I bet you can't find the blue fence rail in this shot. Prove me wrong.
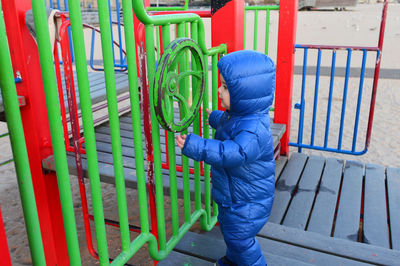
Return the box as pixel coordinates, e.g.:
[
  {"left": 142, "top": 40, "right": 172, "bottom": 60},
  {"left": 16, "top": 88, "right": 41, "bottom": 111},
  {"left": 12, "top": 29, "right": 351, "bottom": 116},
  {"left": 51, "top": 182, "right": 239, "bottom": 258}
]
[{"left": 290, "top": 44, "right": 381, "bottom": 155}]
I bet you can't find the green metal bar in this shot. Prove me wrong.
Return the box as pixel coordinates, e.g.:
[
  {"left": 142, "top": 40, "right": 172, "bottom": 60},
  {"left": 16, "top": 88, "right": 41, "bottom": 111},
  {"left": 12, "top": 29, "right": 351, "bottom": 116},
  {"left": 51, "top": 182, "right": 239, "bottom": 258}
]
[
  {"left": 156, "top": 26, "right": 161, "bottom": 61},
  {"left": 265, "top": 9, "right": 271, "bottom": 55},
  {"left": 161, "top": 24, "right": 180, "bottom": 237},
  {"left": 144, "top": 23, "right": 167, "bottom": 251},
  {"left": 30, "top": 0, "right": 81, "bottom": 264},
  {"left": 121, "top": 0, "right": 150, "bottom": 236},
  {"left": 253, "top": 10, "right": 258, "bottom": 51},
  {"left": 176, "top": 22, "right": 191, "bottom": 223},
  {"left": 97, "top": 0, "right": 130, "bottom": 253},
  {"left": 245, "top": 5, "right": 279, "bottom": 11},
  {"left": 0, "top": 3, "right": 46, "bottom": 264},
  {"left": 0, "top": 132, "right": 9, "bottom": 138},
  {"left": 67, "top": 0, "right": 109, "bottom": 263},
  {"left": 132, "top": 0, "right": 208, "bottom": 54},
  {"left": 190, "top": 21, "right": 202, "bottom": 213},
  {"left": 211, "top": 54, "right": 219, "bottom": 138}
]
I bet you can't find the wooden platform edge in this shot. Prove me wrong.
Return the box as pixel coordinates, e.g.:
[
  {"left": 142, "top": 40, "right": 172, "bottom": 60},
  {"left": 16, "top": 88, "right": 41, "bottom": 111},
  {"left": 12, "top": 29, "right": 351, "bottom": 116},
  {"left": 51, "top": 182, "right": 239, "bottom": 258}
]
[{"left": 258, "top": 222, "right": 400, "bottom": 265}]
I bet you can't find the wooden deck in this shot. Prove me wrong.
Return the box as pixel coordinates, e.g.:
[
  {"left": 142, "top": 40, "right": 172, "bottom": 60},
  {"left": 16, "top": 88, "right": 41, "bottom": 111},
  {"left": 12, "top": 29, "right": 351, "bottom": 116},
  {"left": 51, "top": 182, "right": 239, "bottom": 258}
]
[
  {"left": 0, "top": 71, "right": 129, "bottom": 121},
  {"left": 43, "top": 111, "right": 286, "bottom": 199},
  {"left": 40, "top": 110, "right": 400, "bottom": 265},
  {"left": 159, "top": 153, "right": 400, "bottom": 265}
]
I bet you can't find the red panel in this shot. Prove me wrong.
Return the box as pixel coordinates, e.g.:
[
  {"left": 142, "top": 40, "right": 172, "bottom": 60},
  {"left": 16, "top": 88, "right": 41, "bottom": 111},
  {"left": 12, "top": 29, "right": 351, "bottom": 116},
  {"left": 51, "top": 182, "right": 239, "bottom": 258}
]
[
  {"left": 0, "top": 206, "right": 12, "bottom": 266},
  {"left": 211, "top": 0, "right": 244, "bottom": 54},
  {"left": 274, "top": 0, "right": 298, "bottom": 156},
  {"left": 1, "top": 0, "right": 69, "bottom": 264}
]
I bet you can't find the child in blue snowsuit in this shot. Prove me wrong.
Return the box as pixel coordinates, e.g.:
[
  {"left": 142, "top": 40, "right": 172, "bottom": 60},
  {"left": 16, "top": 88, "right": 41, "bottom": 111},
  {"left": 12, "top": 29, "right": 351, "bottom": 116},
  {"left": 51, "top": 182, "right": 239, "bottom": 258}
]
[{"left": 176, "top": 50, "right": 275, "bottom": 266}]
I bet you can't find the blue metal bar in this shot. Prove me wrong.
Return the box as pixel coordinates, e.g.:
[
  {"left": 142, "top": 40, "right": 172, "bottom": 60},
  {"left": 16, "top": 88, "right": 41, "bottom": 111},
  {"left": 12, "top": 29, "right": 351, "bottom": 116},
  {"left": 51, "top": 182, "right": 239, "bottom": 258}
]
[
  {"left": 49, "top": 0, "right": 53, "bottom": 8},
  {"left": 115, "top": 0, "right": 124, "bottom": 66},
  {"left": 57, "top": 0, "right": 61, "bottom": 9},
  {"left": 289, "top": 142, "right": 367, "bottom": 155},
  {"left": 297, "top": 47, "right": 308, "bottom": 153},
  {"left": 352, "top": 49, "right": 367, "bottom": 152},
  {"left": 324, "top": 50, "right": 336, "bottom": 148},
  {"left": 108, "top": 0, "right": 116, "bottom": 67},
  {"left": 338, "top": 48, "right": 352, "bottom": 149},
  {"left": 90, "top": 29, "right": 96, "bottom": 70},
  {"left": 310, "top": 48, "right": 321, "bottom": 146}
]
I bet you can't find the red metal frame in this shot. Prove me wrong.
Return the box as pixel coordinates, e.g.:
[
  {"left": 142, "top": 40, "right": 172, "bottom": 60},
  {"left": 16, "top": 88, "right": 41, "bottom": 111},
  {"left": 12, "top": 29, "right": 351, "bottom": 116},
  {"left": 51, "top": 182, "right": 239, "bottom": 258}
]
[
  {"left": 0, "top": 206, "right": 12, "bottom": 266},
  {"left": 274, "top": 0, "right": 298, "bottom": 156},
  {"left": 1, "top": 0, "right": 69, "bottom": 264}
]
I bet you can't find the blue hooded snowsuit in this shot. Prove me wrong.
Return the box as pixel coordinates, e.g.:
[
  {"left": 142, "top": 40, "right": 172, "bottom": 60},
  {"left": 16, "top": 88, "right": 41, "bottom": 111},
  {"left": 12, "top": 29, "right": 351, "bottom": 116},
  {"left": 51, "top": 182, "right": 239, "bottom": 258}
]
[{"left": 182, "top": 50, "right": 275, "bottom": 266}]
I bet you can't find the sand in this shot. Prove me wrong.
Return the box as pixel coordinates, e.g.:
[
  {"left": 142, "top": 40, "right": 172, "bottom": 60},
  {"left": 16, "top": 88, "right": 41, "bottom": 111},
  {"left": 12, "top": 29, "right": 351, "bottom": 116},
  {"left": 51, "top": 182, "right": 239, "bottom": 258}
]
[{"left": 1, "top": 3, "right": 399, "bottom": 265}]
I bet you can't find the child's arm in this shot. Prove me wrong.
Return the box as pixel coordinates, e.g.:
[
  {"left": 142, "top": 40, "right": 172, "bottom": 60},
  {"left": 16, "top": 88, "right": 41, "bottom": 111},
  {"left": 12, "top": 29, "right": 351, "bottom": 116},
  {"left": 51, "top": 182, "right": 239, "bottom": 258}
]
[
  {"left": 179, "top": 131, "right": 260, "bottom": 168},
  {"left": 208, "top": 110, "right": 224, "bottom": 129}
]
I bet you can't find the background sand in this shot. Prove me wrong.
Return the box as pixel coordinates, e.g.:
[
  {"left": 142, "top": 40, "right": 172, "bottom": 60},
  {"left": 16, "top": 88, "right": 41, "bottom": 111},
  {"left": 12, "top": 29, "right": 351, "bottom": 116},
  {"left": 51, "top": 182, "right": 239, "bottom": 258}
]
[{"left": 1, "top": 3, "right": 399, "bottom": 265}]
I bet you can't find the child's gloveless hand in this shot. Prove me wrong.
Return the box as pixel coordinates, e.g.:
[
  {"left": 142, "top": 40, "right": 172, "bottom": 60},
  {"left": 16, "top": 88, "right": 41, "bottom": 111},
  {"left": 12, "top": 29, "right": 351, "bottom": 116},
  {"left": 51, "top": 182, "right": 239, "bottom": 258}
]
[
  {"left": 176, "top": 134, "right": 187, "bottom": 149},
  {"left": 206, "top": 109, "right": 212, "bottom": 126}
]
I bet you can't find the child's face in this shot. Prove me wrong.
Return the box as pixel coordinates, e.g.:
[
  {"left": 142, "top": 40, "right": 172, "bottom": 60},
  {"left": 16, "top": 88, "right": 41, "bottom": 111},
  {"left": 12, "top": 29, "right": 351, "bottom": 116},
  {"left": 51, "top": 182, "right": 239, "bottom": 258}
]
[{"left": 218, "top": 75, "right": 230, "bottom": 110}]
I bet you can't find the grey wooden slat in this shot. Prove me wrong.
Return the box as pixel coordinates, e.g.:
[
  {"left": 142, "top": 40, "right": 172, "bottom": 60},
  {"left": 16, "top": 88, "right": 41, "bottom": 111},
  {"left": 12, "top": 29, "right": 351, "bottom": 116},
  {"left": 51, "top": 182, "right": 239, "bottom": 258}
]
[
  {"left": 333, "top": 160, "right": 364, "bottom": 242},
  {"left": 275, "top": 156, "right": 288, "bottom": 180},
  {"left": 269, "top": 152, "right": 308, "bottom": 224},
  {"left": 363, "top": 164, "right": 389, "bottom": 248},
  {"left": 158, "top": 251, "right": 214, "bottom": 266},
  {"left": 176, "top": 231, "right": 368, "bottom": 266},
  {"left": 307, "top": 158, "right": 344, "bottom": 236},
  {"left": 283, "top": 155, "right": 325, "bottom": 229},
  {"left": 387, "top": 167, "right": 400, "bottom": 250},
  {"left": 259, "top": 222, "right": 400, "bottom": 265}
]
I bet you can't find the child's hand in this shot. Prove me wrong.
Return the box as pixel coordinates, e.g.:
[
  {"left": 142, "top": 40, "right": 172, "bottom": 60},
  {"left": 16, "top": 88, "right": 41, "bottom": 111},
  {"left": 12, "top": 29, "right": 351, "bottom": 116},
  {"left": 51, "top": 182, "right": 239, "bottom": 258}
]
[
  {"left": 205, "top": 109, "right": 212, "bottom": 126},
  {"left": 176, "top": 134, "right": 187, "bottom": 149}
]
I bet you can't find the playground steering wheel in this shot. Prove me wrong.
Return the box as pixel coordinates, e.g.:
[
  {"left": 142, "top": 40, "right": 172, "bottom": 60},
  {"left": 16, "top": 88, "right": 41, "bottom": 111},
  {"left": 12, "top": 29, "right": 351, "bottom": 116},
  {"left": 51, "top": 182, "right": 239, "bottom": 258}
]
[{"left": 153, "top": 38, "right": 206, "bottom": 133}]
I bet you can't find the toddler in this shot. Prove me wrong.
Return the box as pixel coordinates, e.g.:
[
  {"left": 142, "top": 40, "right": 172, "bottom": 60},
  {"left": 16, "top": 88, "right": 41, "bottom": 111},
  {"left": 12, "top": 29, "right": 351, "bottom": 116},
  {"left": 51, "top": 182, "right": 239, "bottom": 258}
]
[{"left": 176, "top": 50, "right": 275, "bottom": 266}]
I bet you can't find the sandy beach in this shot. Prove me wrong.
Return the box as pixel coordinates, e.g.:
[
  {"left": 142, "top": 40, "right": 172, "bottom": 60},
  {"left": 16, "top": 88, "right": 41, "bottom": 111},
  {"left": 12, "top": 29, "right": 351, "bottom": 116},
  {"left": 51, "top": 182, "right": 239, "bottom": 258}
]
[{"left": 1, "top": 2, "right": 399, "bottom": 265}]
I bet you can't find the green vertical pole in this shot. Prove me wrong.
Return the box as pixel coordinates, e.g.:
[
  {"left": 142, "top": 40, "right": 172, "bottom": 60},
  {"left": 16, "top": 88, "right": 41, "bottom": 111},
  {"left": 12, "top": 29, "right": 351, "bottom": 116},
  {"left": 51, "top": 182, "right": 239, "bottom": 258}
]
[
  {"left": 190, "top": 21, "right": 202, "bottom": 213},
  {"left": 161, "top": 24, "right": 180, "bottom": 237},
  {"left": 177, "top": 22, "right": 191, "bottom": 223},
  {"left": 67, "top": 0, "right": 109, "bottom": 263},
  {"left": 97, "top": 0, "right": 130, "bottom": 253},
  {"left": 265, "top": 9, "right": 271, "bottom": 55},
  {"left": 0, "top": 3, "right": 46, "bottom": 264},
  {"left": 145, "top": 23, "right": 167, "bottom": 251},
  {"left": 121, "top": 0, "right": 150, "bottom": 235},
  {"left": 253, "top": 10, "right": 258, "bottom": 51},
  {"left": 30, "top": 0, "right": 81, "bottom": 264}
]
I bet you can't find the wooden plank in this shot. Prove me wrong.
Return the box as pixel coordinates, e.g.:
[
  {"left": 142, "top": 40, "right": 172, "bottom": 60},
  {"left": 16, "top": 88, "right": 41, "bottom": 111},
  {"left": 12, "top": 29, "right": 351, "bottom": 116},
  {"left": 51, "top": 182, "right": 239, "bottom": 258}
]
[
  {"left": 158, "top": 251, "right": 214, "bottom": 266},
  {"left": 363, "top": 164, "right": 389, "bottom": 248},
  {"left": 275, "top": 156, "right": 288, "bottom": 180},
  {"left": 307, "top": 158, "right": 344, "bottom": 236},
  {"left": 387, "top": 167, "right": 400, "bottom": 250},
  {"left": 333, "top": 160, "right": 364, "bottom": 242},
  {"left": 269, "top": 152, "right": 308, "bottom": 224},
  {"left": 283, "top": 155, "right": 325, "bottom": 229},
  {"left": 175, "top": 231, "right": 368, "bottom": 265},
  {"left": 259, "top": 222, "right": 400, "bottom": 265}
]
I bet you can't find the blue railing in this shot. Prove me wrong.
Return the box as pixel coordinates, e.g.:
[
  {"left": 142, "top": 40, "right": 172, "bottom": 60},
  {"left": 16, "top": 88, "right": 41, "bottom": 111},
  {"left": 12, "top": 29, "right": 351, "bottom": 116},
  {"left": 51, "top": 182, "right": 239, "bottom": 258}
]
[{"left": 290, "top": 44, "right": 381, "bottom": 155}]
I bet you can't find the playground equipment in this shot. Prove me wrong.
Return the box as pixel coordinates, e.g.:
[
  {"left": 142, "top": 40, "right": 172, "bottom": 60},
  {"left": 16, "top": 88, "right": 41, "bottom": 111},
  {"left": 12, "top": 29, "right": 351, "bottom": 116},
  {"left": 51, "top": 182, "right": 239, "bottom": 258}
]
[{"left": 1, "top": 0, "right": 399, "bottom": 265}]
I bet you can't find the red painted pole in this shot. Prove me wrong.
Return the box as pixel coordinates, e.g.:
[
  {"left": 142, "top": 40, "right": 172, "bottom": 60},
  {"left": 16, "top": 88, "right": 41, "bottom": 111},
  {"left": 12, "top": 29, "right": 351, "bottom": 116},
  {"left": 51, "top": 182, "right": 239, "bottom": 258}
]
[
  {"left": 0, "top": 206, "right": 12, "bottom": 266},
  {"left": 1, "top": 0, "right": 69, "bottom": 264},
  {"left": 274, "top": 0, "right": 298, "bottom": 156}
]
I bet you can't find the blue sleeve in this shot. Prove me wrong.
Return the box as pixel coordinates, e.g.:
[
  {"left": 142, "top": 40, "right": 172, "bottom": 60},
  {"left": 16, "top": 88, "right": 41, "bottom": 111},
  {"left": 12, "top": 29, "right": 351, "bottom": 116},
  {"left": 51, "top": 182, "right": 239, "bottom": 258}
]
[
  {"left": 208, "top": 110, "right": 224, "bottom": 129},
  {"left": 182, "top": 131, "right": 260, "bottom": 168}
]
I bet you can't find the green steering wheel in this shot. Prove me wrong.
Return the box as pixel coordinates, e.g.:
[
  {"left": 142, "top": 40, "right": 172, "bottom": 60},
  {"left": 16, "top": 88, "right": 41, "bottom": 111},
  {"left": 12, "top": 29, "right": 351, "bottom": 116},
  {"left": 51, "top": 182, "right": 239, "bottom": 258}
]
[{"left": 153, "top": 38, "right": 206, "bottom": 133}]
